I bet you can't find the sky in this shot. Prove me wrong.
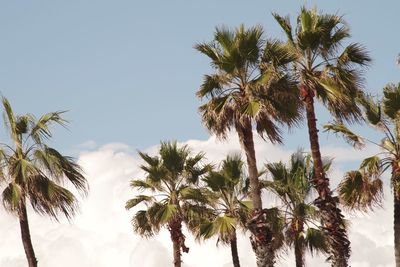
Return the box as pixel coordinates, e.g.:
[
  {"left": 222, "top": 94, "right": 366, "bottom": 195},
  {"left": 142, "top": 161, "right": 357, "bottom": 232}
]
[
  {"left": 0, "top": 0, "right": 399, "bottom": 266},
  {"left": 0, "top": 0, "right": 398, "bottom": 151}
]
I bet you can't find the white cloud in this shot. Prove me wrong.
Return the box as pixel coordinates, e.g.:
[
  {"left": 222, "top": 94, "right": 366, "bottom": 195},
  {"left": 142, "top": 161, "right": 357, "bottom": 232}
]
[{"left": 0, "top": 133, "right": 395, "bottom": 266}]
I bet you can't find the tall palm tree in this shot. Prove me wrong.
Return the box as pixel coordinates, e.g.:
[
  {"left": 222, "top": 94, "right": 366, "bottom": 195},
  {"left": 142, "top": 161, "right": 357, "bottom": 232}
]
[
  {"left": 125, "top": 141, "right": 210, "bottom": 267},
  {"left": 325, "top": 83, "right": 400, "bottom": 266},
  {"left": 273, "top": 7, "right": 371, "bottom": 266},
  {"left": 0, "top": 97, "right": 88, "bottom": 267},
  {"left": 195, "top": 24, "right": 301, "bottom": 266},
  {"left": 263, "top": 150, "right": 329, "bottom": 267},
  {"left": 198, "top": 154, "right": 251, "bottom": 267}
]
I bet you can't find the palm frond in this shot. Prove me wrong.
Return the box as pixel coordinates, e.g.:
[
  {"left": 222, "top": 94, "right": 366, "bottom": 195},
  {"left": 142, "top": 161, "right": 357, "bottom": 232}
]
[
  {"left": 125, "top": 195, "right": 155, "bottom": 210},
  {"left": 338, "top": 170, "right": 383, "bottom": 212},
  {"left": 41, "top": 147, "right": 88, "bottom": 195},
  {"left": 305, "top": 228, "right": 329, "bottom": 255},
  {"left": 2, "top": 182, "right": 22, "bottom": 212},
  {"left": 272, "top": 13, "right": 293, "bottom": 44},
  {"left": 30, "top": 111, "right": 68, "bottom": 144},
  {"left": 323, "top": 123, "right": 364, "bottom": 148},
  {"left": 130, "top": 179, "right": 159, "bottom": 191},
  {"left": 27, "top": 174, "right": 78, "bottom": 220},
  {"left": 383, "top": 83, "right": 400, "bottom": 120},
  {"left": 199, "top": 215, "right": 237, "bottom": 244},
  {"left": 132, "top": 210, "right": 155, "bottom": 238}
]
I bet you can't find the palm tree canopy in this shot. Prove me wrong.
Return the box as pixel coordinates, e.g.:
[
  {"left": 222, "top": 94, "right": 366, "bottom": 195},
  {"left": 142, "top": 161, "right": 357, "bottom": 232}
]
[
  {"left": 126, "top": 141, "right": 211, "bottom": 237},
  {"left": 262, "top": 150, "right": 329, "bottom": 254},
  {"left": 274, "top": 7, "right": 371, "bottom": 123},
  {"left": 198, "top": 154, "right": 252, "bottom": 244},
  {"left": 196, "top": 24, "right": 302, "bottom": 143},
  {"left": 325, "top": 83, "right": 400, "bottom": 211},
  {"left": 0, "top": 97, "right": 88, "bottom": 220}
]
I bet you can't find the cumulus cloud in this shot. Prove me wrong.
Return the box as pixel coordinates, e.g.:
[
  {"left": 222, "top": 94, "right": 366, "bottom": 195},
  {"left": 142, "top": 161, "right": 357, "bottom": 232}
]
[{"left": 0, "top": 133, "right": 394, "bottom": 266}]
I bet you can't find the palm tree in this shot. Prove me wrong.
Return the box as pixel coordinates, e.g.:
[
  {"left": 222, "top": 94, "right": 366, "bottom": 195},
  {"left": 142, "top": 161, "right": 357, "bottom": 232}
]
[
  {"left": 263, "top": 150, "right": 329, "bottom": 267},
  {"left": 198, "top": 154, "right": 251, "bottom": 267},
  {"left": 195, "top": 24, "right": 301, "bottom": 266},
  {"left": 0, "top": 97, "right": 88, "bottom": 267},
  {"left": 125, "top": 141, "right": 210, "bottom": 267},
  {"left": 325, "top": 83, "right": 400, "bottom": 266},
  {"left": 273, "top": 7, "right": 371, "bottom": 266}
]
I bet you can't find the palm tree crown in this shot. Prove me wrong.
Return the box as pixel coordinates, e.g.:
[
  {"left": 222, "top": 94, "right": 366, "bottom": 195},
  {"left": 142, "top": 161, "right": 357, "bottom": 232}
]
[
  {"left": 263, "top": 150, "right": 328, "bottom": 267},
  {"left": 198, "top": 154, "right": 251, "bottom": 267},
  {"left": 273, "top": 7, "right": 370, "bottom": 121},
  {"left": 325, "top": 83, "right": 400, "bottom": 266},
  {"left": 196, "top": 24, "right": 300, "bottom": 143},
  {"left": 0, "top": 97, "right": 88, "bottom": 267},
  {"left": 126, "top": 141, "right": 210, "bottom": 267}
]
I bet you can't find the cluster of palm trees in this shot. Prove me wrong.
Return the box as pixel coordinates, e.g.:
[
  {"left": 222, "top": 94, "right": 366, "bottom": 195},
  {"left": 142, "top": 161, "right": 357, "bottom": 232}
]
[
  {"left": 2, "top": 5, "right": 400, "bottom": 267},
  {"left": 126, "top": 142, "right": 328, "bottom": 267},
  {"left": 126, "top": 6, "right": 399, "bottom": 267}
]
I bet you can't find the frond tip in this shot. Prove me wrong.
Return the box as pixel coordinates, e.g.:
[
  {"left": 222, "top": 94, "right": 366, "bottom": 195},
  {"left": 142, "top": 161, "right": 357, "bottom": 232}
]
[{"left": 323, "top": 123, "right": 364, "bottom": 149}]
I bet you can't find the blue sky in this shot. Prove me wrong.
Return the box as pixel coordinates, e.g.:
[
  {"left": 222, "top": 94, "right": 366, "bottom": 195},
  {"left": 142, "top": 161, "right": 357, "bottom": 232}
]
[{"left": 0, "top": 0, "right": 399, "bottom": 152}]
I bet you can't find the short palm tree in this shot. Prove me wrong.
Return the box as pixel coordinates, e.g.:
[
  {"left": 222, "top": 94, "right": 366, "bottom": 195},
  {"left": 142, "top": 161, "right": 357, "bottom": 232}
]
[
  {"left": 125, "top": 141, "right": 210, "bottom": 267},
  {"left": 0, "top": 97, "right": 88, "bottom": 267},
  {"left": 198, "top": 154, "right": 251, "bottom": 267},
  {"left": 263, "top": 150, "right": 329, "bottom": 267},
  {"left": 195, "top": 24, "right": 301, "bottom": 266},
  {"left": 273, "top": 7, "right": 371, "bottom": 266},
  {"left": 325, "top": 83, "right": 400, "bottom": 266}
]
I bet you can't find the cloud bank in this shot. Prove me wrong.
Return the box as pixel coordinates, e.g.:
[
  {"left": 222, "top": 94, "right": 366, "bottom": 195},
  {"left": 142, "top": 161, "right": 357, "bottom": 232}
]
[{"left": 0, "top": 133, "right": 394, "bottom": 266}]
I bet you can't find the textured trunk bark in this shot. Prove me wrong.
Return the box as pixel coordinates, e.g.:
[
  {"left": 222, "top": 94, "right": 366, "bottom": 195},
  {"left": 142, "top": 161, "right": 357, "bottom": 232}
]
[
  {"left": 302, "top": 85, "right": 350, "bottom": 267},
  {"left": 237, "top": 120, "right": 272, "bottom": 267},
  {"left": 394, "top": 191, "right": 400, "bottom": 267},
  {"left": 237, "top": 120, "right": 262, "bottom": 210},
  {"left": 254, "top": 243, "right": 275, "bottom": 267},
  {"left": 169, "top": 218, "right": 188, "bottom": 267},
  {"left": 393, "top": 162, "right": 400, "bottom": 267},
  {"left": 172, "top": 237, "right": 182, "bottom": 267},
  {"left": 19, "top": 200, "right": 38, "bottom": 267},
  {"left": 230, "top": 230, "right": 241, "bottom": 267},
  {"left": 294, "top": 235, "right": 304, "bottom": 267}
]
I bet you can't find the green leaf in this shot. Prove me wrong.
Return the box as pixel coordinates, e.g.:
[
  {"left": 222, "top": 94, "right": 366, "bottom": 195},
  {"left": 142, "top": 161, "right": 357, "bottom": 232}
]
[
  {"left": 125, "top": 195, "right": 154, "bottom": 210},
  {"left": 2, "top": 183, "right": 22, "bottom": 211},
  {"left": 242, "top": 100, "right": 260, "bottom": 117},
  {"left": 158, "top": 204, "right": 178, "bottom": 224},
  {"left": 359, "top": 156, "right": 381, "bottom": 175},
  {"left": 305, "top": 228, "right": 328, "bottom": 255},
  {"left": 383, "top": 83, "right": 400, "bottom": 120},
  {"left": 338, "top": 170, "right": 383, "bottom": 211}
]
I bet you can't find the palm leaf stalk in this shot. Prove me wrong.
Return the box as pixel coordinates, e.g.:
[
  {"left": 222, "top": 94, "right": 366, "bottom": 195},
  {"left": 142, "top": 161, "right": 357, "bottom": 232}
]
[
  {"left": 195, "top": 24, "right": 301, "bottom": 266},
  {"left": 262, "top": 150, "right": 329, "bottom": 267},
  {"left": 125, "top": 141, "right": 210, "bottom": 267},
  {"left": 273, "top": 7, "right": 371, "bottom": 266},
  {"left": 325, "top": 83, "right": 400, "bottom": 266},
  {"left": 0, "top": 97, "right": 88, "bottom": 267}
]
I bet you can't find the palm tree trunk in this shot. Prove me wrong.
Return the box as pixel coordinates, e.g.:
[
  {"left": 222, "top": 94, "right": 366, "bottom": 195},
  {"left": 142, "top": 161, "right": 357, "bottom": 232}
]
[
  {"left": 169, "top": 218, "right": 189, "bottom": 267},
  {"left": 394, "top": 190, "right": 400, "bottom": 267},
  {"left": 294, "top": 235, "right": 304, "bottom": 267},
  {"left": 230, "top": 230, "right": 241, "bottom": 267},
  {"left": 237, "top": 119, "right": 262, "bottom": 210},
  {"left": 172, "top": 237, "right": 182, "bottom": 267},
  {"left": 18, "top": 200, "right": 38, "bottom": 267},
  {"left": 392, "top": 162, "right": 400, "bottom": 267},
  {"left": 237, "top": 120, "right": 274, "bottom": 267},
  {"left": 302, "top": 86, "right": 350, "bottom": 267}
]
